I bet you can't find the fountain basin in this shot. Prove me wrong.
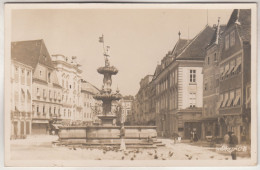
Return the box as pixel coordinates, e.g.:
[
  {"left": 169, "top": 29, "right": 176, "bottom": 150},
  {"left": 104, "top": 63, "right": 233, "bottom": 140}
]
[
  {"left": 57, "top": 126, "right": 158, "bottom": 148},
  {"left": 97, "top": 66, "right": 118, "bottom": 75},
  {"left": 93, "top": 93, "right": 121, "bottom": 101}
]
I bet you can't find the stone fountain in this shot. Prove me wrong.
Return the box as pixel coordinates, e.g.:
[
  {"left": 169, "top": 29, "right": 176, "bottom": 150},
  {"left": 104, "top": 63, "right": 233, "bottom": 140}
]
[
  {"left": 56, "top": 36, "right": 164, "bottom": 149},
  {"left": 93, "top": 52, "right": 121, "bottom": 126}
]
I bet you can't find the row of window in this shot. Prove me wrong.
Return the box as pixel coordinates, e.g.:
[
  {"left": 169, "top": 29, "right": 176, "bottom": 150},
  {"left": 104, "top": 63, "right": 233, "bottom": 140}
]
[
  {"left": 84, "top": 112, "right": 92, "bottom": 119},
  {"left": 35, "top": 105, "right": 61, "bottom": 115},
  {"left": 220, "top": 55, "right": 242, "bottom": 80},
  {"left": 156, "top": 69, "right": 178, "bottom": 95},
  {"left": 84, "top": 102, "right": 92, "bottom": 107},
  {"left": 219, "top": 88, "right": 241, "bottom": 108},
  {"left": 14, "top": 67, "right": 31, "bottom": 86},
  {"left": 14, "top": 90, "right": 31, "bottom": 104},
  {"left": 156, "top": 91, "right": 181, "bottom": 112},
  {"left": 36, "top": 88, "right": 61, "bottom": 101}
]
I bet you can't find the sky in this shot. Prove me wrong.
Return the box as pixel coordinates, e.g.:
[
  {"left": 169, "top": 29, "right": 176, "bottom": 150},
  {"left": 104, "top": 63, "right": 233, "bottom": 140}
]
[{"left": 11, "top": 8, "right": 233, "bottom": 96}]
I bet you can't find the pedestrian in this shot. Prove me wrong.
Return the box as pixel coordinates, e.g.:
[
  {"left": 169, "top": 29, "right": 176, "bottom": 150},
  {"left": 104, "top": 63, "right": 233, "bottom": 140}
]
[
  {"left": 120, "top": 124, "right": 126, "bottom": 151},
  {"left": 229, "top": 132, "right": 238, "bottom": 160},
  {"left": 190, "top": 131, "right": 194, "bottom": 142},
  {"left": 194, "top": 131, "right": 198, "bottom": 142},
  {"left": 224, "top": 133, "right": 230, "bottom": 145}
]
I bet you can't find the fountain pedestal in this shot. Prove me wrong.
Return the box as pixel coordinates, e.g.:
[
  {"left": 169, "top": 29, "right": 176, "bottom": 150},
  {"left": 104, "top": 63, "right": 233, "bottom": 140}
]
[{"left": 97, "top": 115, "right": 117, "bottom": 126}]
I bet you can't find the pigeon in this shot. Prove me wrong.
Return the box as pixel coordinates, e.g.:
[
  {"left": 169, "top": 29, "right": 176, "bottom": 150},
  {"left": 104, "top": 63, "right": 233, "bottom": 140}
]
[
  {"left": 210, "top": 156, "right": 214, "bottom": 159},
  {"left": 154, "top": 154, "right": 158, "bottom": 159},
  {"left": 162, "top": 158, "right": 166, "bottom": 160},
  {"left": 188, "top": 156, "right": 192, "bottom": 160},
  {"left": 73, "top": 147, "right": 76, "bottom": 150},
  {"left": 169, "top": 151, "right": 174, "bottom": 157},
  {"left": 121, "top": 156, "right": 125, "bottom": 160},
  {"left": 131, "top": 157, "right": 134, "bottom": 160}
]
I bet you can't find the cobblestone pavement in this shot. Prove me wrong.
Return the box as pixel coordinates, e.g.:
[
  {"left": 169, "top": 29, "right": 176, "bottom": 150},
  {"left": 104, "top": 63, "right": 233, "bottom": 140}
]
[{"left": 10, "top": 135, "right": 250, "bottom": 160}]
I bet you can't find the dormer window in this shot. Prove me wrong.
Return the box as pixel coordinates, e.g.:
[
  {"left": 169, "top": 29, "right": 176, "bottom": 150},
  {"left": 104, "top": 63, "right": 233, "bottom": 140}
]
[{"left": 48, "top": 72, "right": 51, "bottom": 83}]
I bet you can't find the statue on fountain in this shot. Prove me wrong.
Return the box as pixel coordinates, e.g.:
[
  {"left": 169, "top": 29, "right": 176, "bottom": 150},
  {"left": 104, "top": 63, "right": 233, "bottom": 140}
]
[{"left": 93, "top": 35, "right": 122, "bottom": 126}]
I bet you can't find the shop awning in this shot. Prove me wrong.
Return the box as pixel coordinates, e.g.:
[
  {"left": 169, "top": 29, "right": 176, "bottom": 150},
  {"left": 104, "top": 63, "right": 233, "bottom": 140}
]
[
  {"left": 52, "top": 124, "right": 62, "bottom": 129},
  {"left": 32, "top": 120, "right": 49, "bottom": 124}
]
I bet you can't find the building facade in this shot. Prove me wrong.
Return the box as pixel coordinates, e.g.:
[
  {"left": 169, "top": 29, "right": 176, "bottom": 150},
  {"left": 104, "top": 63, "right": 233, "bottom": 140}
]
[
  {"left": 10, "top": 59, "right": 33, "bottom": 139},
  {"left": 154, "top": 26, "right": 215, "bottom": 138},
  {"left": 133, "top": 75, "right": 155, "bottom": 126},
  {"left": 218, "top": 9, "right": 251, "bottom": 144},
  {"left": 80, "top": 79, "right": 100, "bottom": 125},
  {"left": 201, "top": 21, "right": 226, "bottom": 140},
  {"left": 51, "top": 54, "right": 82, "bottom": 124},
  {"left": 120, "top": 95, "right": 134, "bottom": 125},
  {"left": 12, "top": 40, "right": 63, "bottom": 135}
]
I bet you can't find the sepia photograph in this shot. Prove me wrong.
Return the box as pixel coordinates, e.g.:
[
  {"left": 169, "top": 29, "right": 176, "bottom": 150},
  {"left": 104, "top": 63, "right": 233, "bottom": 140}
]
[{"left": 4, "top": 3, "right": 257, "bottom": 167}]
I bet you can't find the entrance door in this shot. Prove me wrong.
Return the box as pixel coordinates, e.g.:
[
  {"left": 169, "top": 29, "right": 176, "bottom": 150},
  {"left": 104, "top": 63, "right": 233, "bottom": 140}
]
[
  {"left": 20, "top": 121, "right": 24, "bottom": 135},
  {"left": 13, "top": 122, "right": 18, "bottom": 136},
  {"left": 26, "top": 121, "right": 30, "bottom": 135}
]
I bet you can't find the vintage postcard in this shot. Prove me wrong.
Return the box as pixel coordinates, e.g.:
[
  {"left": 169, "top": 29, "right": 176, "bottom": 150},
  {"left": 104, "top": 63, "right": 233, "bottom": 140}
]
[{"left": 4, "top": 3, "right": 257, "bottom": 167}]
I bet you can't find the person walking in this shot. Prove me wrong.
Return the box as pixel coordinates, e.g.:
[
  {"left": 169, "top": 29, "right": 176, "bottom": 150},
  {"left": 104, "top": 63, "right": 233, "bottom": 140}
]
[
  {"left": 120, "top": 124, "right": 126, "bottom": 151},
  {"left": 190, "top": 131, "right": 194, "bottom": 142},
  {"left": 229, "top": 131, "right": 238, "bottom": 160}
]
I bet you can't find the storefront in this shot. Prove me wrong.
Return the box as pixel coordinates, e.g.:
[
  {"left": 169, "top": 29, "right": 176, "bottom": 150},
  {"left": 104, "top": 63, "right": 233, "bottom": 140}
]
[
  {"left": 31, "top": 119, "right": 49, "bottom": 135},
  {"left": 11, "top": 111, "right": 32, "bottom": 139}
]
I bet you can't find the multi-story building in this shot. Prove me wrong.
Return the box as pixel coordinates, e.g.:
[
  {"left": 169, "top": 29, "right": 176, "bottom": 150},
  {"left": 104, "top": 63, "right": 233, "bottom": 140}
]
[
  {"left": 133, "top": 75, "right": 155, "bottom": 125},
  {"left": 11, "top": 40, "right": 63, "bottom": 135},
  {"left": 10, "top": 59, "right": 33, "bottom": 139},
  {"left": 120, "top": 95, "right": 134, "bottom": 125},
  {"left": 80, "top": 79, "right": 100, "bottom": 125},
  {"left": 51, "top": 54, "right": 82, "bottom": 123},
  {"left": 201, "top": 20, "right": 226, "bottom": 140},
  {"left": 154, "top": 26, "right": 215, "bottom": 138},
  {"left": 218, "top": 9, "right": 251, "bottom": 144}
]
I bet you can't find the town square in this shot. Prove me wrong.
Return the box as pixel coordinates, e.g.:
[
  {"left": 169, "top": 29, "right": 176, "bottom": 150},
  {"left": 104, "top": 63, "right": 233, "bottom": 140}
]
[{"left": 5, "top": 4, "right": 255, "bottom": 165}]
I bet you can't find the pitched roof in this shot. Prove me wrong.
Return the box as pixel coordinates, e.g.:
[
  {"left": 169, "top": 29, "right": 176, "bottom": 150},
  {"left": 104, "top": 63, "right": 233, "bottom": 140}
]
[
  {"left": 176, "top": 26, "right": 215, "bottom": 60},
  {"left": 81, "top": 79, "right": 100, "bottom": 94},
  {"left": 171, "top": 38, "right": 190, "bottom": 57},
  {"left": 226, "top": 9, "right": 251, "bottom": 42},
  {"left": 11, "top": 39, "right": 54, "bottom": 71}
]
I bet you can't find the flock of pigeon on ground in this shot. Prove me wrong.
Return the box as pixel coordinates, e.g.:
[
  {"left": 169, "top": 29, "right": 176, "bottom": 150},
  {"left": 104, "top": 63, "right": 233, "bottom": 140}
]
[{"left": 68, "top": 145, "right": 202, "bottom": 160}]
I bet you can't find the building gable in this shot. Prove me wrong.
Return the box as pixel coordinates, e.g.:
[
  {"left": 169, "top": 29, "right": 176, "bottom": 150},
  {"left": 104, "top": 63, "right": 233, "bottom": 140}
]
[{"left": 11, "top": 39, "right": 54, "bottom": 72}]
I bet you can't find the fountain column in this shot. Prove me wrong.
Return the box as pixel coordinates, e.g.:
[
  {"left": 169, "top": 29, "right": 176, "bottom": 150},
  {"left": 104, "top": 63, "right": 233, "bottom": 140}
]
[{"left": 93, "top": 43, "right": 121, "bottom": 126}]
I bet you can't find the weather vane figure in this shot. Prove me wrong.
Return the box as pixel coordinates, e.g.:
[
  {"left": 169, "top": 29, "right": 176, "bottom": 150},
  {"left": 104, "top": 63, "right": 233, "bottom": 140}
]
[{"left": 99, "top": 34, "right": 111, "bottom": 66}]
